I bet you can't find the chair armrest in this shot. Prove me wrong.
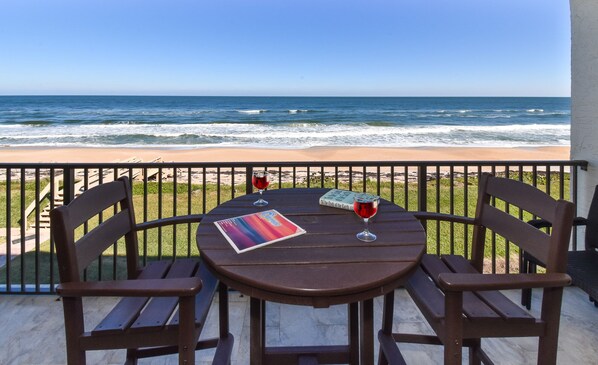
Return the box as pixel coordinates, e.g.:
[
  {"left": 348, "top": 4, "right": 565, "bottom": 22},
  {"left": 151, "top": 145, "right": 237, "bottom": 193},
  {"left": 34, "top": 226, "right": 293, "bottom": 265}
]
[
  {"left": 437, "top": 273, "right": 571, "bottom": 292},
  {"left": 57, "top": 277, "right": 202, "bottom": 297},
  {"left": 136, "top": 214, "right": 204, "bottom": 231},
  {"left": 411, "top": 212, "right": 475, "bottom": 225},
  {"left": 527, "top": 217, "right": 587, "bottom": 229},
  {"left": 573, "top": 217, "right": 588, "bottom": 226}
]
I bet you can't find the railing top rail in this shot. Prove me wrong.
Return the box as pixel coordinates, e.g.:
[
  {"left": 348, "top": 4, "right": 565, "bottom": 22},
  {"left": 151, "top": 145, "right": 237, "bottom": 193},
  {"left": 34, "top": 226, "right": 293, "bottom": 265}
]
[{"left": 0, "top": 159, "right": 588, "bottom": 169}]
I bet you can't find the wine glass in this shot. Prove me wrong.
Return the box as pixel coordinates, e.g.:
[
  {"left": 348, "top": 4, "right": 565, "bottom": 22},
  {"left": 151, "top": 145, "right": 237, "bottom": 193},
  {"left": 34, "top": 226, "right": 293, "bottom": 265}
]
[
  {"left": 353, "top": 193, "right": 380, "bottom": 242},
  {"left": 252, "top": 170, "right": 270, "bottom": 207}
]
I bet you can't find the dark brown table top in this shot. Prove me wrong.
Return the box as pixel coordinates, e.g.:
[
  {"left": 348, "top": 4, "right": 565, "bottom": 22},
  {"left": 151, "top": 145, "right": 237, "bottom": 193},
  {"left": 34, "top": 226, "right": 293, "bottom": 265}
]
[{"left": 197, "top": 188, "right": 426, "bottom": 308}]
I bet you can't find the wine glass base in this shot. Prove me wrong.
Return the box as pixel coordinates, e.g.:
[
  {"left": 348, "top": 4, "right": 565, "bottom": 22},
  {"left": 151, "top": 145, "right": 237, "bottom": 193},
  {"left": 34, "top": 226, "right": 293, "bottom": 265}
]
[
  {"left": 356, "top": 231, "right": 377, "bottom": 242},
  {"left": 253, "top": 199, "right": 268, "bottom": 207}
]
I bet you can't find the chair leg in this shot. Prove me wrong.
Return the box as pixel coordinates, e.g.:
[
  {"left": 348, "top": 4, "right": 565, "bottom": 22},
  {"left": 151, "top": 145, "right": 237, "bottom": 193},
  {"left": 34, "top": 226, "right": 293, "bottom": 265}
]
[
  {"left": 124, "top": 349, "right": 138, "bottom": 365},
  {"left": 216, "top": 283, "right": 234, "bottom": 365},
  {"left": 443, "top": 291, "right": 463, "bottom": 365},
  {"left": 537, "top": 287, "right": 563, "bottom": 365},
  {"left": 218, "top": 283, "right": 230, "bottom": 339},
  {"left": 178, "top": 296, "right": 197, "bottom": 365},
  {"left": 468, "top": 339, "right": 481, "bottom": 365},
  {"left": 63, "top": 298, "right": 86, "bottom": 365},
  {"left": 520, "top": 259, "right": 534, "bottom": 310},
  {"left": 377, "top": 291, "right": 395, "bottom": 365}
]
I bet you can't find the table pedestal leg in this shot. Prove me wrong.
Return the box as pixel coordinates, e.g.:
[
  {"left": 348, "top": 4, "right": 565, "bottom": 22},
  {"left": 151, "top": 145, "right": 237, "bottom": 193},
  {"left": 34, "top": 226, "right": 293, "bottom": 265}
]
[
  {"left": 250, "top": 297, "right": 264, "bottom": 365},
  {"left": 349, "top": 302, "right": 359, "bottom": 365},
  {"left": 360, "top": 299, "right": 374, "bottom": 365}
]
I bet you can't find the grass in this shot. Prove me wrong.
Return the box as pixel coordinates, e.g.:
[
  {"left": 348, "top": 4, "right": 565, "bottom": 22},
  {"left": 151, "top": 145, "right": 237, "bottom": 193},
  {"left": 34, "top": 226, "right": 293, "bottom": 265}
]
[
  {"left": 0, "top": 179, "right": 50, "bottom": 227},
  {"left": 0, "top": 172, "right": 570, "bottom": 285}
]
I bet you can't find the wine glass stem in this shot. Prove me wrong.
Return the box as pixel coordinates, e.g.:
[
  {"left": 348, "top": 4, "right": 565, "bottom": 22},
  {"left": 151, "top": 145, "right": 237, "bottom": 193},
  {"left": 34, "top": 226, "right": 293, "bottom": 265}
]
[
  {"left": 363, "top": 217, "right": 370, "bottom": 235},
  {"left": 259, "top": 190, "right": 263, "bottom": 199}
]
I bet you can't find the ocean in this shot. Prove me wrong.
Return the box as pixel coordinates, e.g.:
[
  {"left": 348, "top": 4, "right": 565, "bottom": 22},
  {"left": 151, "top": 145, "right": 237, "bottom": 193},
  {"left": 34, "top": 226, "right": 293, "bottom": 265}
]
[{"left": 0, "top": 96, "right": 570, "bottom": 149}]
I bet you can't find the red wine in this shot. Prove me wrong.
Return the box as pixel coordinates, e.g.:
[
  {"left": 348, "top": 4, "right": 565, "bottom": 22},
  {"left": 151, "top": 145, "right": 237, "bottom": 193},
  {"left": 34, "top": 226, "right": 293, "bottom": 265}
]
[
  {"left": 252, "top": 175, "right": 270, "bottom": 190},
  {"left": 354, "top": 200, "right": 378, "bottom": 219}
]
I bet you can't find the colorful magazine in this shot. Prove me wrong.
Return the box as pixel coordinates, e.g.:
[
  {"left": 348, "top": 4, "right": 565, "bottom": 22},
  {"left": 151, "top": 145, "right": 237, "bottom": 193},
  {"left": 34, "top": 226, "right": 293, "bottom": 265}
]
[{"left": 214, "top": 209, "right": 306, "bottom": 254}]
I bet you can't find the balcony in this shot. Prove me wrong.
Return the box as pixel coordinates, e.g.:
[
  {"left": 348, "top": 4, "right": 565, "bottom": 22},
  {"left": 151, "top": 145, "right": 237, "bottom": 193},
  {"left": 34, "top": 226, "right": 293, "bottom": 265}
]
[{"left": 0, "top": 159, "right": 595, "bottom": 364}]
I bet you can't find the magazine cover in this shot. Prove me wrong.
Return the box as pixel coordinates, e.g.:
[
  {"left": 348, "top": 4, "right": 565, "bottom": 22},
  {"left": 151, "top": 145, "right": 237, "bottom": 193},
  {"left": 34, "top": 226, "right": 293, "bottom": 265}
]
[{"left": 214, "top": 209, "right": 306, "bottom": 253}]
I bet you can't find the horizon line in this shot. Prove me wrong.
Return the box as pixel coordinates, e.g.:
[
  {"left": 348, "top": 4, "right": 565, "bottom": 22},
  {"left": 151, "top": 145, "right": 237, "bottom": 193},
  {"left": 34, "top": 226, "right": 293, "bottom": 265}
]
[{"left": 0, "top": 94, "right": 572, "bottom": 98}]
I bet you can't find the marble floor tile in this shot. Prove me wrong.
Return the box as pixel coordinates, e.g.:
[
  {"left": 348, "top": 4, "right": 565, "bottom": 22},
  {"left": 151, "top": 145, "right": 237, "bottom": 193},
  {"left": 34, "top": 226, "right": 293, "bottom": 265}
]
[{"left": 1, "top": 287, "right": 597, "bottom": 364}]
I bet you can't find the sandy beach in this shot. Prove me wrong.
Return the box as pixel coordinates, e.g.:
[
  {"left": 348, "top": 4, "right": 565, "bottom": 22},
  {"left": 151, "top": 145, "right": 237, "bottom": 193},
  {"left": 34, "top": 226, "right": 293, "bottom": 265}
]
[{"left": 0, "top": 146, "right": 570, "bottom": 163}]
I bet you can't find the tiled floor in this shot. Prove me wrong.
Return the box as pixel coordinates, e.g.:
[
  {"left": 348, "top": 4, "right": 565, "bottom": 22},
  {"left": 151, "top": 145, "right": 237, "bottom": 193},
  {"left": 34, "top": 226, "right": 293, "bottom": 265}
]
[{"left": 1, "top": 286, "right": 597, "bottom": 364}]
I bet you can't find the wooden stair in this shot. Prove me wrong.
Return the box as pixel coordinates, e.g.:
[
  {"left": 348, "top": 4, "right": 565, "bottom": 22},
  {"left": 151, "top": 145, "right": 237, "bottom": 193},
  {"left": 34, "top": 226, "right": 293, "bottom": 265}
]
[{"left": 29, "top": 157, "right": 162, "bottom": 230}]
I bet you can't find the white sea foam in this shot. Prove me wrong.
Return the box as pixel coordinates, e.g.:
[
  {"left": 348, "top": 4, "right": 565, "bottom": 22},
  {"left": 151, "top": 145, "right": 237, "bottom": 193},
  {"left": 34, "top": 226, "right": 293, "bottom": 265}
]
[
  {"left": 237, "top": 109, "right": 266, "bottom": 114},
  {"left": 288, "top": 109, "right": 308, "bottom": 114},
  {"left": 527, "top": 109, "right": 544, "bottom": 113},
  {"left": 0, "top": 121, "right": 571, "bottom": 149}
]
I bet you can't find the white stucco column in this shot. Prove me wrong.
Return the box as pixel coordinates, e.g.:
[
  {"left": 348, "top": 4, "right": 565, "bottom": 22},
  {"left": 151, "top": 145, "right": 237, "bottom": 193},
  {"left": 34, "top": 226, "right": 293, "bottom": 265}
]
[{"left": 571, "top": 0, "right": 598, "bottom": 215}]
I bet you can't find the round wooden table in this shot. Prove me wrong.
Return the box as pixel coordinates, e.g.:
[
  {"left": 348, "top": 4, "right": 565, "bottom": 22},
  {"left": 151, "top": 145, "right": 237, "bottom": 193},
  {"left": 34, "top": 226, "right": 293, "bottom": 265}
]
[{"left": 197, "top": 188, "right": 426, "bottom": 365}]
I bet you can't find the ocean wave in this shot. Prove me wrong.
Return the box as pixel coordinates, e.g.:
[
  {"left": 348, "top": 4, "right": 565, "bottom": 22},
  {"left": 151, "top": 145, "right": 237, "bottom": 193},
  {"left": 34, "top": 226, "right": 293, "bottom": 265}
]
[
  {"left": 207, "top": 120, "right": 266, "bottom": 125},
  {"left": 366, "top": 121, "right": 396, "bottom": 127},
  {"left": 237, "top": 109, "right": 266, "bottom": 114},
  {"left": 18, "top": 120, "right": 56, "bottom": 126},
  {"left": 0, "top": 96, "right": 572, "bottom": 149},
  {"left": 434, "top": 109, "right": 472, "bottom": 114},
  {"left": 283, "top": 120, "right": 326, "bottom": 127}
]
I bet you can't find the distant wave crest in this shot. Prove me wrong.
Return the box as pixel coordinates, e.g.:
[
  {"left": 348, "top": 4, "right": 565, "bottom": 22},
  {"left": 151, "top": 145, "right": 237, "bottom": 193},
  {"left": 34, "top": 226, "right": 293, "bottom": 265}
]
[
  {"left": 21, "top": 120, "right": 55, "bottom": 126},
  {"left": 237, "top": 109, "right": 266, "bottom": 114}
]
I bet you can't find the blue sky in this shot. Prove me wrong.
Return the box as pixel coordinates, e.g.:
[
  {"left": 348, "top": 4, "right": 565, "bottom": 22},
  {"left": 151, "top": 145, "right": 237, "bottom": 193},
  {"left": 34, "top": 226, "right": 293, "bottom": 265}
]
[{"left": 0, "top": 0, "right": 570, "bottom": 96}]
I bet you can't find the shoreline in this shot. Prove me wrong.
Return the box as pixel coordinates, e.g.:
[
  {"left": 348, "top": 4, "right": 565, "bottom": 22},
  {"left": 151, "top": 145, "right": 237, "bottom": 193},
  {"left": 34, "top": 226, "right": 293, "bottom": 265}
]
[{"left": 0, "top": 146, "right": 570, "bottom": 163}]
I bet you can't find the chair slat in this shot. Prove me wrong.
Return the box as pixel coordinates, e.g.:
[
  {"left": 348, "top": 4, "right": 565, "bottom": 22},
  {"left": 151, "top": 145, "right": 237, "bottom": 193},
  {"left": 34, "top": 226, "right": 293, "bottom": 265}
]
[
  {"left": 129, "top": 259, "right": 199, "bottom": 332},
  {"left": 168, "top": 263, "right": 219, "bottom": 328},
  {"left": 67, "top": 179, "right": 127, "bottom": 229},
  {"left": 298, "top": 355, "right": 319, "bottom": 365},
  {"left": 405, "top": 267, "right": 445, "bottom": 321},
  {"left": 481, "top": 205, "right": 550, "bottom": 265},
  {"left": 421, "top": 255, "right": 500, "bottom": 320},
  {"left": 92, "top": 261, "right": 171, "bottom": 335},
  {"left": 442, "top": 256, "right": 535, "bottom": 323},
  {"left": 76, "top": 210, "right": 132, "bottom": 271},
  {"left": 486, "top": 177, "right": 558, "bottom": 222}
]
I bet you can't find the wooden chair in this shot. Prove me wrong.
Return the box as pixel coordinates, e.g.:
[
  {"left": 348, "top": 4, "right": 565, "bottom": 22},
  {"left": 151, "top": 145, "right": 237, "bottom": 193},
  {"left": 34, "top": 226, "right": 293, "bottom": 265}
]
[
  {"left": 378, "top": 173, "right": 574, "bottom": 365},
  {"left": 50, "top": 176, "right": 233, "bottom": 365},
  {"left": 521, "top": 185, "right": 598, "bottom": 309}
]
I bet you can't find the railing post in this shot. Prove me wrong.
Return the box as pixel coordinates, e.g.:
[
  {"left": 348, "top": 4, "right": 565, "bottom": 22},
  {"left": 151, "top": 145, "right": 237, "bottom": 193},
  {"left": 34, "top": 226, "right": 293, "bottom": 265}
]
[
  {"left": 62, "top": 166, "right": 75, "bottom": 205},
  {"left": 246, "top": 166, "right": 254, "bottom": 194},
  {"left": 572, "top": 164, "right": 579, "bottom": 251},
  {"left": 6, "top": 167, "right": 11, "bottom": 293},
  {"left": 418, "top": 165, "right": 427, "bottom": 212}
]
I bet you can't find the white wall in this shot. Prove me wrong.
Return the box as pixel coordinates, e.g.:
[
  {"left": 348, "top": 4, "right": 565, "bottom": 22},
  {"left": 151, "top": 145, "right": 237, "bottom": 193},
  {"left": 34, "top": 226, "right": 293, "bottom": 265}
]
[{"left": 571, "top": 0, "right": 598, "bottom": 215}]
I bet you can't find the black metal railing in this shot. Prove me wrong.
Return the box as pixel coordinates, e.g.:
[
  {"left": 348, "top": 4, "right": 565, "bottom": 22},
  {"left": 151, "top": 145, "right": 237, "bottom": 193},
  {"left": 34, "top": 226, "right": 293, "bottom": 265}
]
[{"left": 0, "top": 159, "right": 587, "bottom": 294}]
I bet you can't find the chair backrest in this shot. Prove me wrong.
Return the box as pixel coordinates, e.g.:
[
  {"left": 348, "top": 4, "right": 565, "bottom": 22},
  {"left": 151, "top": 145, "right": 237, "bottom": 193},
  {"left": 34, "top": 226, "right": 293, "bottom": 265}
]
[
  {"left": 471, "top": 173, "right": 574, "bottom": 273},
  {"left": 584, "top": 185, "right": 598, "bottom": 251},
  {"left": 50, "top": 176, "right": 140, "bottom": 284}
]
